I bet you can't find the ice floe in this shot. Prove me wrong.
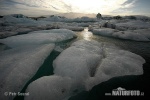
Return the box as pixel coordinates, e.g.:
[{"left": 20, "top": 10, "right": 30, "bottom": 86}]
[
  {"left": 92, "top": 28, "right": 150, "bottom": 41},
  {"left": 0, "top": 29, "right": 77, "bottom": 48},
  {"left": 25, "top": 40, "right": 145, "bottom": 100},
  {"left": 0, "top": 44, "right": 55, "bottom": 100}
]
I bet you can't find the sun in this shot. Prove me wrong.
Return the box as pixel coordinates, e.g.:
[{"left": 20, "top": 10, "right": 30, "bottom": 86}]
[{"left": 64, "top": 0, "right": 106, "bottom": 13}]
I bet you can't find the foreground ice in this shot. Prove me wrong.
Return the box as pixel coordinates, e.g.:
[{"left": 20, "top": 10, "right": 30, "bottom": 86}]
[
  {"left": 25, "top": 40, "right": 145, "bottom": 100},
  {"left": 93, "top": 28, "right": 150, "bottom": 41},
  {"left": 25, "top": 76, "right": 74, "bottom": 100},
  {"left": 0, "top": 29, "right": 77, "bottom": 48},
  {"left": 0, "top": 44, "right": 55, "bottom": 100}
]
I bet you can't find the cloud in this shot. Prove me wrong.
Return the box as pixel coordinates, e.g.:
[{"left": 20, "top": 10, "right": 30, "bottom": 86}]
[
  {"left": 111, "top": 0, "right": 139, "bottom": 15},
  {"left": 0, "top": 0, "right": 148, "bottom": 16}
]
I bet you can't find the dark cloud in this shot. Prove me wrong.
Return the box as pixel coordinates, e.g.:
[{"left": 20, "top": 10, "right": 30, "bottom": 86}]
[
  {"left": 111, "top": 0, "right": 150, "bottom": 16},
  {"left": 0, "top": 0, "right": 150, "bottom": 16},
  {"left": 121, "top": 0, "right": 136, "bottom": 5}
]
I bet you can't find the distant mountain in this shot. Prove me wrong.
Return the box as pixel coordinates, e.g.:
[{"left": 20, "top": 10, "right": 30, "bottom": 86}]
[
  {"left": 32, "top": 13, "right": 114, "bottom": 19},
  {"left": 55, "top": 12, "right": 96, "bottom": 19}
]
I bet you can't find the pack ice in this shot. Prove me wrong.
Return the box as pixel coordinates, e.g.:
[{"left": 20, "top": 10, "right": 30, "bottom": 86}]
[
  {"left": 25, "top": 40, "right": 145, "bottom": 100},
  {"left": 93, "top": 28, "right": 150, "bottom": 41},
  {"left": 0, "top": 29, "right": 77, "bottom": 48},
  {"left": 0, "top": 44, "right": 54, "bottom": 100}
]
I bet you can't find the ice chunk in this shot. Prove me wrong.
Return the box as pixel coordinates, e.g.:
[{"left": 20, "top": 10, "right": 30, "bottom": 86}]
[
  {"left": 53, "top": 40, "right": 144, "bottom": 90},
  {"left": 0, "top": 28, "right": 33, "bottom": 38},
  {"left": 0, "top": 44, "right": 55, "bottom": 100},
  {"left": 93, "top": 28, "right": 118, "bottom": 36},
  {"left": 113, "top": 31, "right": 150, "bottom": 41},
  {"left": 1, "top": 15, "right": 36, "bottom": 25},
  {"left": 73, "top": 17, "right": 96, "bottom": 22},
  {"left": 15, "top": 28, "right": 33, "bottom": 34},
  {"left": 25, "top": 76, "right": 74, "bottom": 100},
  {"left": 86, "top": 48, "right": 145, "bottom": 90},
  {"left": 38, "top": 16, "right": 68, "bottom": 22},
  {"left": 93, "top": 28, "right": 150, "bottom": 41},
  {"left": 134, "top": 29, "right": 150, "bottom": 39},
  {"left": 25, "top": 40, "right": 145, "bottom": 100},
  {"left": 85, "top": 47, "right": 145, "bottom": 90},
  {"left": 0, "top": 29, "right": 77, "bottom": 48},
  {"left": 0, "top": 31, "right": 18, "bottom": 39},
  {"left": 0, "top": 43, "right": 9, "bottom": 52},
  {"left": 53, "top": 40, "right": 103, "bottom": 81},
  {"left": 115, "top": 20, "right": 150, "bottom": 30}
]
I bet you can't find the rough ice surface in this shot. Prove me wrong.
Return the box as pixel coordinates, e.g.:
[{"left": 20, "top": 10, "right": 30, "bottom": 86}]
[
  {"left": 42, "top": 22, "right": 84, "bottom": 31},
  {"left": 0, "top": 15, "right": 36, "bottom": 26},
  {"left": 93, "top": 28, "right": 118, "bottom": 36},
  {"left": 0, "top": 29, "right": 77, "bottom": 48},
  {"left": 25, "top": 76, "right": 74, "bottom": 100},
  {"left": 53, "top": 41, "right": 103, "bottom": 82},
  {"left": 25, "top": 40, "right": 145, "bottom": 100},
  {"left": 85, "top": 46, "right": 145, "bottom": 90},
  {"left": 92, "top": 28, "right": 150, "bottom": 41},
  {"left": 0, "top": 31, "right": 18, "bottom": 39},
  {"left": 38, "top": 16, "right": 96, "bottom": 22},
  {"left": 0, "top": 44, "right": 55, "bottom": 100},
  {"left": 0, "top": 28, "right": 33, "bottom": 38},
  {"left": 54, "top": 40, "right": 144, "bottom": 90},
  {"left": 115, "top": 20, "right": 150, "bottom": 30},
  {"left": 38, "top": 16, "right": 70, "bottom": 22},
  {"left": 0, "top": 43, "right": 8, "bottom": 52},
  {"left": 73, "top": 17, "right": 97, "bottom": 22}
]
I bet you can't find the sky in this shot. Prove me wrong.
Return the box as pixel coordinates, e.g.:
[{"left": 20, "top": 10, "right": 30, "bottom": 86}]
[{"left": 0, "top": 0, "right": 150, "bottom": 17}]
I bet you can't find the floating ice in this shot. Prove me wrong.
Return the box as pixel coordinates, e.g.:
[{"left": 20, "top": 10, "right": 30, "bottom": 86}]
[
  {"left": 0, "top": 31, "right": 18, "bottom": 39},
  {"left": 93, "top": 28, "right": 118, "bottom": 36},
  {"left": 85, "top": 46, "right": 145, "bottom": 90},
  {"left": 0, "top": 44, "right": 55, "bottom": 100},
  {"left": 54, "top": 40, "right": 144, "bottom": 90},
  {"left": 0, "top": 15, "right": 36, "bottom": 26},
  {"left": 93, "top": 28, "right": 150, "bottom": 41},
  {"left": 0, "top": 29, "right": 77, "bottom": 48},
  {"left": 115, "top": 20, "right": 150, "bottom": 30},
  {"left": 25, "top": 40, "right": 145, "bottom": 100},
  {"left": 73, "top": 17, "right": 96, "bottom": 22},
  {"left": 25, "top": 76, "right": 75, "bottom": 100}
]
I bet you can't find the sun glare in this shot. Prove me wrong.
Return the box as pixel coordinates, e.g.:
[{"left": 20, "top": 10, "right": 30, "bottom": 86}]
[
  {"left": 63, "top": 0, "right": 128, "bottom": 14},
  {"left": 64, "top": 0, "right": 106, "bottom": 12}
]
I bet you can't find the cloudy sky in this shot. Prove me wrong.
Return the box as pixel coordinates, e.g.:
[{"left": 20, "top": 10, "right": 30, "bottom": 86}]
[{"left": 0, "top": 0, "right": 150, "bottom": 16}]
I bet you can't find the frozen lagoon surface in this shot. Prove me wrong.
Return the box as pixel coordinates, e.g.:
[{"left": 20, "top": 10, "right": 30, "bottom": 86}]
[
  {"left": 0, "top": 15, "right": 150, "bottom": 100},
  {"left": 25, "top": 40, "right": 145, "bottom": 100}
]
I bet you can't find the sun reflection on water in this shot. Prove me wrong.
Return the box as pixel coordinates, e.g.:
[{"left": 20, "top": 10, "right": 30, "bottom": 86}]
[{"left": 81, "top": 27, "right": 93, "bottom": 41}]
